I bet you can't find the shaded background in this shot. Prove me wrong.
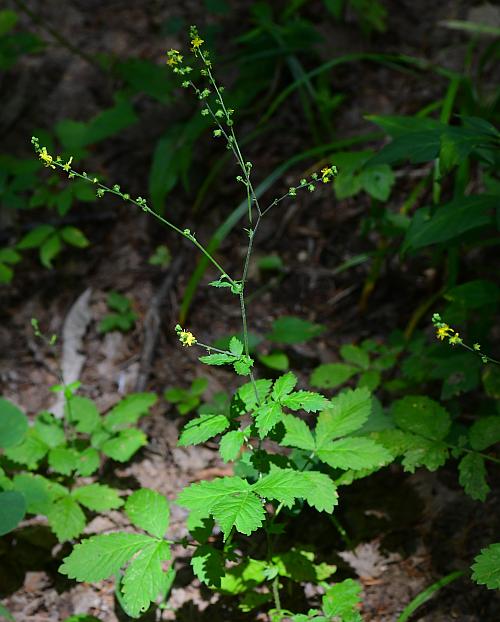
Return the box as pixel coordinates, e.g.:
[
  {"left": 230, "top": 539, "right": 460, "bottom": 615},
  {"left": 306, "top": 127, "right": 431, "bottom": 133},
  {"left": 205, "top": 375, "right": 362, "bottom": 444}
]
[{"left": 1, "top": 0, "right": 500, "bottom": 620}]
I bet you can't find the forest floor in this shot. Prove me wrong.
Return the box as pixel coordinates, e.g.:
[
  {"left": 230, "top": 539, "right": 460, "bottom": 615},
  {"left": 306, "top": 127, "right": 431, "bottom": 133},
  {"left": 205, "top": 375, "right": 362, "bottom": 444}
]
[{"left": 1, "top": 0, "right": 500, "bottom": 620}]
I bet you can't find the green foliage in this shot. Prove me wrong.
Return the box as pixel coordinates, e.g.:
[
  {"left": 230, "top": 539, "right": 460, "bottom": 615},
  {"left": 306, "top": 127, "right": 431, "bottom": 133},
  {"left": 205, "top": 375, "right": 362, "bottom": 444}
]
[
  {"left": 471, "top": 544, "right": 500, "bottom": 590},
  {"left": 165, "top": 377, "right": 208, "bottom": 415},
  {"left": 0, "top": 392, "right": 155, "bottom": 541},
  {"left": 60, "top": 489, "right": 172, "bottom": 617},
  {"left": 99, "top": 291, "right": 137, "bottom": 333}
]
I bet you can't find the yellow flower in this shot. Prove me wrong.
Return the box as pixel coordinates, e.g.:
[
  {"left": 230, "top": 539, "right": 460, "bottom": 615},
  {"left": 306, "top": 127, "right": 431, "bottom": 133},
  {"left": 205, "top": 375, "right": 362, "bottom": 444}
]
[
  {"left": 436, "top": 324, "right": 453, "bottom": 340},
  {"left": 62, "top": 156, "right": 73, "bottom": 172},
  {"left": 449, "top": 333, "right": 462, "bottom": 346},
  {"left": 321, "top": 166, "right": 335, "bottom": 183},
  {"left": 39, "top": 147, "right": 55, "bottom": 169},
  {"left": 179, "top": 330, "right": 196, "bottom": 347},
  {"left": 191, "top": 35, "right": 204, "bottom": 50},
  {"left": 166, "top": 49, "right": 182, "bottom": 67}
]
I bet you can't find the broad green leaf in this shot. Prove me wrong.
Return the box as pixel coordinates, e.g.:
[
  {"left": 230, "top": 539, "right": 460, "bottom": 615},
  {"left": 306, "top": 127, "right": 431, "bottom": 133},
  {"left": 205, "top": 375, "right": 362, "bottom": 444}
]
[
  {"left": 48, "top": 447, "right": 78, "bottom": 476},
  {"left": 59, "top": 533, "right": 154, "bottom": 581},
  {"left": 106, "top": 291, "right": 131, "bottom": 313},
  {"left": 322, "top": 579, "right": 362, "bottom": 618},
  {"left": 0, "top": 490, "right": 26, "bottom": 535},
  {"left": 60, "top": 226, "right": 90, "bottom": 248},
  {"left": 211, "top": 489, "right": 265, "bottom": 539},
  {"left": 34, "top": 412, "right": 65, "bottom": 448},
  {"left": 104, "top": 393, "right": 157, "bottom": 432},
  {"left": 178, "top": 414, "right": 230, "bottom": 446},
  {"left": 299, "top": 471, "right": 338, "bottom": 513},
  {"left": 340, "top": 344, "right": 370, "bottom": 369},
  {"left": 401, "top": 438, "right": 449, "bottom": 473},
  {"left": 40, "top": 233, "right": 62, "bottom": 268},
  {"left": 281, "top": 391, "right": 329, "bottom": 413},
  {"left": 219, "top": 558, "right": 267, "bottom": 594},
  {"left": 471, "top": 543, "right": 500, "bottom": 590},
  {"left": 271, "top": 372, "right": 297, "bottom": 401},
  {"left": 101, "top": 428, "right": 147, "bottom": 461},
  {"left": 359, "top": 164, "right": 394, "bottom": 201},
  {"left": 254, "top": 402, "right": 283, "bottom": 438},
  {"left": 47, "top": 495, "right": 86, "bottom": 541},
  {"left": 4, "top": 429, "right": 49, "bottom": 469},
  {"left": 392, "top": 396, "right": 451, "bottom": 441},
  {"left": 281, "top": 414, "right": 315, "bottom": 451},
  {"left": 237, "top": 379, "right": 272, "bottom": 410},
  {"left": 0, "top": 397, "right": 28, "bottom": 448},
  {"left": 125, "top": 489, "right": 170, "bottom": 538},
  {"left": 469, "top": 416, "right": 500, "bottom": 451},
  {"left": 229, "top": 336, "right": 244, "bottom": 356},
  {"left": 0, "top": 9, "right": 18, "bottom": 36},
  {"left": 177, "top": 477, "right": 250, "bottom": 515},
  {"left": 121, "top": 540, "right": 171, "bottom": 617},
  {"left": 191, "top": 544, "right": 225, "bottom": 587},
  {"left": 117, "top": 58, "right": 174, "bottom": 103},
  {"left": 219, "top": 430, "right": 245, "bottom": 463},
  {"left": 199, "top": 353, "right": 236, "bottom": 366},
  {"left": 17, "top": 224, "right": 55, "bottom": 249},
  {"left": 72, "top": 484, "right": 123, "bottom": 512},
  {"left": 258, "top": 352, "right": 289, "bottom": 371},
  {"left": 252, "top": 467, "right": 305, "bottom": 507},
  {"left": 317, "top": 437, "right": 392, "bottom": 470},
  {"left": 357, "top": 370, "right": 381, "bottom": 391},
  {"left": 67, "top": 396, "right": 100, "bottom": 433},
  {"left": 458, "top": 453, "right": 489, "bottom": 502},
  {"left": 310, "top": 363, "right": 359, "bottom": 389},
  {"left": 233, "top": 356, "right": 254, "bottom": 376},
  {"left": 12, "top": 473, "right": 54, "bottom": 514},
  {"left": 186, "top": 513, "right": 214, "bottom": 543},
  {"left": 316, "top": 388, "right": 372, "bottom": 446},
  {"left": 74, "top": 447, "right": 100, "bottom": 476},
  {"left": 445, "top": 280, "right": 500, "bottom": 310},
  {"left": 267, "top": 316, "right": 325, "bottom": 344},
  {"left": 403, "top": 195, "right": 497, "bottom": 251}
]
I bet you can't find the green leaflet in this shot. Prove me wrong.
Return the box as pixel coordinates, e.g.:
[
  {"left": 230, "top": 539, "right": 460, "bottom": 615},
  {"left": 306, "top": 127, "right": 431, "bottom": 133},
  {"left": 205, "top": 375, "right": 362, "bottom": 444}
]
[
  {"left": 71, "top": 484, "right": 123, "bottom": 512},
  {"left": 0, "top": 397, "right": 28, "bottom": 448},
  {"left": 254, "top": 402, "right": 283, "bottom": 437},
  {"left": 310, "top": 363, "right": 359, "bottom": 390},
  {"left": 121, "top": 540, "right": 171, "bottom": 617},
  {"left": 125, "top": 489, "right": 170, "bottom": 538},
  {"left": 211, "top": 490, "right": 265, "bottom": 540},
  {"left": 317, "top": 437, "right": 393, "bottom": 471},
  {"left": 191, "top": 543, "right": 225, "bottom": 586},
  {"left": 104, "top": 393, "right": 157, "bottom": 432},
  {"left": 177, "top": 477, "right": 251, "bottom": 515},
  {"left": 458, "top": 454, "right": 490, "bottom": 502},
  {"left": 101, "top": 428, "right": 147, "bottom": 461},
  {"left": 281, "top": 414, "right": 315, "bottom": 451},
  {"left": 469, "top": 416, "right": 500, "bottom": 451},
  {"left": 67, "top": 396, "right": 100, "bottom": 434},
  {"left": 178, "top": 414, "right": 230, "bottom": 446},
  {"left": 59, "top": 533, "right": 155, "bottom": 582},
  {"left": 219, "top": 429, "right": 246, "bottom": 463},
  {"left": 471, "top": 543, "right": 500, "bottom": 590},
  {"left": 46, "top": 496, "right": 86, "bottom": 542},
  {"left": 391, "top": 395, "right": 451, "bottom": 441},
  {"left": 315, "top": 387, "right": 372, "bottom": 443},
  {"left": 280, "top": 390, "right": 329, "bottom": 413}
]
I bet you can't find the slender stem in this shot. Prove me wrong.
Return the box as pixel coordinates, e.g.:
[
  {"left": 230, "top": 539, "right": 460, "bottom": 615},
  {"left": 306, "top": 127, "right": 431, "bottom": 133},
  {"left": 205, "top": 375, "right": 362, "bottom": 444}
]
[{"left": 272, "top": 576, "right": 282, "bottom": 612}]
